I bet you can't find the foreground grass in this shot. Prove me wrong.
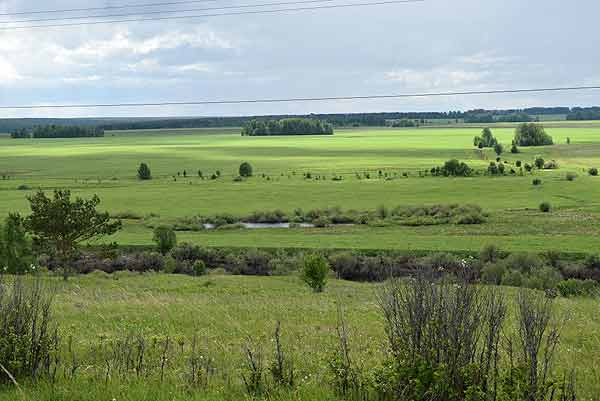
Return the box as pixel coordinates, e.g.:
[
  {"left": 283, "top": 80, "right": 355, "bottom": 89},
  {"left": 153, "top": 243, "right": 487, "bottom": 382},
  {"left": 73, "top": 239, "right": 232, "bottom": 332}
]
[{"left": 0, "top": 273, "right": 598, "bottom": 400}]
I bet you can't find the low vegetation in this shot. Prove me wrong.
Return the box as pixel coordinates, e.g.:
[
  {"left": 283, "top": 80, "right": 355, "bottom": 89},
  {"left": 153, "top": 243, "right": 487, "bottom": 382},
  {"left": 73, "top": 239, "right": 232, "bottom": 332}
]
[{"left": 241, "top": 118, "right": 333, "bottom": 136}]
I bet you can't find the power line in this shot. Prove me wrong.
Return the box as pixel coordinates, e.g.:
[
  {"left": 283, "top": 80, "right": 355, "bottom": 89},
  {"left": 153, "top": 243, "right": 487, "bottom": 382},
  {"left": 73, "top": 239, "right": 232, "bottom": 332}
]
[
  {"left": 0, "top": 0, "right": 219, "bottom": 17},
  {"left": 0, "top": 0, "right": 341, "bottom": 25},
  {"left": 1, "top": 86, "right": 599, "bottom": 110},
  {"left": 0, "top": 0, "right": 424, "bottom": 30}
]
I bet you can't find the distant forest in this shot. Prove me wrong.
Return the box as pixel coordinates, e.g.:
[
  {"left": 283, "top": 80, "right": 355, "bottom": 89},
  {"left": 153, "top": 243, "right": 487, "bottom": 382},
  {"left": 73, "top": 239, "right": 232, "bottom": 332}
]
[
  {"left": 11, "top": 125, "right": 104, "bottom": 138},
  {"left": 241, "top": 118, "right": 333, "bottom": 136},
  {"left": 2, "top": 107, "right": 600, "bottom": 133}
]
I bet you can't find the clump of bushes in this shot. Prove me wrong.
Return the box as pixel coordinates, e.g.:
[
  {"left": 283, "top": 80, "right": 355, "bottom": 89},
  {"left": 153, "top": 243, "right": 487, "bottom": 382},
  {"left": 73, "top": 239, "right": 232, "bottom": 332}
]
[
  {"left": 514, "top": 122, "right": 553, "bottom": 146},
  {"left": 589, "top": 167, "right": 598, "bottom": 176},
  {"left": 473, "top": 127, "right": 497, "bottom": 148},
  {"left": 430, "top": 159, "right": 472, "bottom": 177},
  {"left": 539, "top": 202, "right": 552, "bottom": 213},
  {"left": 391, "top": 204, "right": 486, "bottom": 226},
  {"left": 532, "top": 178, "right": 542, "bottom": 186},
  {"left": 543, "top": 160, "right": 559, "bottom": 169}
]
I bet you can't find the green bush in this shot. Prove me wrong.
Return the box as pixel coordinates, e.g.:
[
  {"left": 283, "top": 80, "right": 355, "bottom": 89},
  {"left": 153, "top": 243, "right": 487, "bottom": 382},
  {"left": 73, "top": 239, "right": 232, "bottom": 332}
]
[
  {"left": 480, "top": 244, "right": 501, "bottom": 263},
  {"left": 588, "top": 167, "right": 598, "bottom": 176},
  {"left": 514, "top": 123, "right": 553, "bottom": 146},
  {"left": 534, "top": 157, "right": 545, "bottom": 169},
  {"left": 501, "top": 270, "right": 524, "bottom": 287},
  {"left": 532, "top": 178, "right": 542, "bottom": 186},
  {"left": 566, "top": 172, "right": 578, "bottom": 181},
  {"left": 524, "top": 266, "right": 563, "bottom": 290},
  {"left": 239, "top": 162, "right": 253, "bottom": 177},
  {"left": 539, "top": 202, "right": 551, "bottom": 213},
  {"left": 481, "top": 263, "right": 506, "bottom": 285},
  {"left": 137, "top": 162, "right": 152, "bottom": 180},
  {"left": 152, "top": 225, "right": 177, "bottom": 255},
  {"left": 543, "top": 160, "right": 559, "bottom": 169},
  {"left": 193, "top": 260, "right": 206, "bottom": 276},
  {"left": 0, "top": 213, "right": 32, "bottom": 274},
  {"left": 301, "top": 254, "right": 330, "bottom": 292},
  {"left": 502, "top": 252, "right": 542, "bottom": 274},
  {"left": 557, "top": 279, "right": 598, "bottom": 297}
]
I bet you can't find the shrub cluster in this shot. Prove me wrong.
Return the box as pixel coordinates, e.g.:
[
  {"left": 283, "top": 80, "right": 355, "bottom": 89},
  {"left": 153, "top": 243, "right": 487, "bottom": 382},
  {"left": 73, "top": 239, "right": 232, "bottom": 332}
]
[
  {"left": 12, "top": 125, "right": 105, "bottom": 138},
  {"left": 430, "top": 159, "right": 472, "bottom": 177},
  {"left": 514, "top": 122, "right": 553, "bottom": 146}
]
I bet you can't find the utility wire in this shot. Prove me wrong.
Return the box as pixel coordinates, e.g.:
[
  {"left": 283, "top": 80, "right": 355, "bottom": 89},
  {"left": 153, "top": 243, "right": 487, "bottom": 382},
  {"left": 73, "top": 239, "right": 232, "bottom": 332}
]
[
  {"left": 0, "top": 0, "right": 220, "bottom": 17},
  {"left": 0, "top": 0, "right": 341, "bottom": 24},
  {"left": 0, "top": 0, "right": 424, "bottom": 30},
  {"left": 1, "top": 86, "right": 599, "bottom": 110}
]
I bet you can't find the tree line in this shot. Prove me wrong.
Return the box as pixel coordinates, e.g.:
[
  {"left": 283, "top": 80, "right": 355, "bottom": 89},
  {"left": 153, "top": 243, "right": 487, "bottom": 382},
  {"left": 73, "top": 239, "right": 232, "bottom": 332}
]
[
  {"left": 241, "top": 118, "right": 333, "bottom": 136},
  {"left": 11, "top": 125, "right": 104, "bottom": 139}
]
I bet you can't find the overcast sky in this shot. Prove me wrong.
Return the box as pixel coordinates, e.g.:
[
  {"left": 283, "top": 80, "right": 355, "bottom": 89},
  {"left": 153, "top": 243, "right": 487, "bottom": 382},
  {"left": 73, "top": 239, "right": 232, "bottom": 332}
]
[{"left": 0, "top": 0, "right": 599, "bottom": 118}]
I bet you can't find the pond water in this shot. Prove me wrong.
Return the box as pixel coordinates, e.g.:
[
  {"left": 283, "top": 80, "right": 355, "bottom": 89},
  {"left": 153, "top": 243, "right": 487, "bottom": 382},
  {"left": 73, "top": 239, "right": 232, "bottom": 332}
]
[{"left": 203, "top": 222, "right": 315, "bottom": 230}]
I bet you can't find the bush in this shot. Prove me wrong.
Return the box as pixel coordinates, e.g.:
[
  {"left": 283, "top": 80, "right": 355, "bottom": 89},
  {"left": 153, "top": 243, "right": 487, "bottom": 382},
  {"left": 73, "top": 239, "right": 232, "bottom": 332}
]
[
  {"left": 539, "top": 202, "right": 551, "bottom": 213},
  {"left": 480, "top": 244, "right": 501, "bottom": 263},
  {"left": 481, "top": 262, "right": 506, "bottom": 285},
  {"left": 137, "top": 162, "right": 152, "bottom": 180},
  {"left": 493, "top": 142, "right": 504, "bottom": 156},
  {"left": 301, "top": 254, "right": 330, "bottom": 292},
  {"left": 514, "top": 123, "right": 553, "bottom": 146},
  {"left": 588, "top": 167, "right": 598, "bottom": 176},
  {"left": 193, "top": 260, "right": 206, "bottom": 276},
  {"left": 0, "top": 278, "right": 58, "bottom": 382},
  {"left": 0, "top": 213, "right": 32, "bottom": 274},
  {"left": 239, "top": 162, "right": 253, "bottom": 177},
  {"left": 557, "top": 279, "right": 598, "bottom": 297},
  {"left": 501, "top": 269, "right": 524, "bottom": 287},
  {"left": 502, "top": 252, "right": 542, "bottom": 274},
  {"left": 524, "top": 266, "right": 563, "bottom": 290},
  {"left": 16, "top": 184, "right": 30, "bottom": 190},
  {"left": 532, "top": 178, "right": 542, "bottom": 186},
  {"left": 152, "top": 225, "right": 177, "bottom": 255},
  {"left": 543, "top": 160, "right": 559, "bottom": 169},
  {"left": 566, "top": 172, "right": 578, "bottom": 181},
  {"left": 534, "top": 157, "right": 545, "bottom": 169}
]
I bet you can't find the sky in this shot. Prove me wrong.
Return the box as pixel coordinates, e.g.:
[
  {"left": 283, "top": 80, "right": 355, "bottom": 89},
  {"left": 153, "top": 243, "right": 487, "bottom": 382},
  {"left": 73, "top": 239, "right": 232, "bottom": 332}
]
[{"left": 0, "top": 0, "right": 599, "bottom": 118}]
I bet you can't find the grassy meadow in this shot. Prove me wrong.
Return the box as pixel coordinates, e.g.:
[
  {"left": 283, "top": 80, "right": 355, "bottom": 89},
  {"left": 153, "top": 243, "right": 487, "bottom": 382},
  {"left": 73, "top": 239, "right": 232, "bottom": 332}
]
[
  {"left": 0, "top": 274, "right": 599, "bottom": 400},
  {"left": 1, "top": 124, "right": 600, "bottom": 253}
]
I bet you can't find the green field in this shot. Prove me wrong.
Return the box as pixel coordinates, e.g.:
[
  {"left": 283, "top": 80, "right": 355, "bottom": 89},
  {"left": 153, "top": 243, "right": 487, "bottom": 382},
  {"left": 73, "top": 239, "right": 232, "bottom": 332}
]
[{"left": 1, "top": 124, "right": 600, "bottom": 253}]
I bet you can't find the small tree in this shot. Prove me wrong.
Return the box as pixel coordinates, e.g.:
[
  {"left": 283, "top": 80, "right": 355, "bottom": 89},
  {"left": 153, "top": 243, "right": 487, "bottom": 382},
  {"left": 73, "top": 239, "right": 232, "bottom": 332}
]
[
  {"left": 511, "top": 142, "right": 520, "bottom": 154},
  {"left": 301, "top": 254, "right": 330, "bottom": 292},
  {"left": 0, "top": 213, "right": 32, "bottom": 274},
  {"left": 138, "top": 163, "right": 152, "bottom": 180},
  {"left": 153, "top": 225, "right": 177, "bottom": 255},
  {"left": 588, "top": 167, "right": 598, "bottom": 176},
  {"left": 494, "top": 143, "right": 504, "bottom": 156},
  {"left": 25, "top": 190, "right": 122, "bottom": 280},
  {"left": 239, "top": 162, "right": 253, "bottom": 177}
]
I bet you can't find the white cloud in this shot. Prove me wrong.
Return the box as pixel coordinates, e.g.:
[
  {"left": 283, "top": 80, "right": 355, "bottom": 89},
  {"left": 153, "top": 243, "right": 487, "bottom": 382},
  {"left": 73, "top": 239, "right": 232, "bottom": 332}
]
[
  {"left": 384, "top": 68, "right": 489, "bottom": 88},
  {"left": 0, "top": 57, "right": 22, "bottom": 84},
  {"left": 172, "top": 63, "right": 213, "bottom": 73}
]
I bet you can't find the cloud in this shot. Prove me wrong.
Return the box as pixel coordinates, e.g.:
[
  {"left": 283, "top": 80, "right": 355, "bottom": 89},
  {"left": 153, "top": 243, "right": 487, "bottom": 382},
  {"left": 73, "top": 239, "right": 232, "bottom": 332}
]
[
  {"left": 0, "top": 57, "right": 22, "bottom": 84},
  {"left": 384, "top": 68, "right": 490, "bottom": 89}
]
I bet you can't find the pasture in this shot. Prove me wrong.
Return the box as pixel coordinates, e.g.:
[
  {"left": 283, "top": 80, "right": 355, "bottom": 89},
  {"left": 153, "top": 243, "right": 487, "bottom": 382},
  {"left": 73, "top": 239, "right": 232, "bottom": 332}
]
[{"left": 1, "top": 124, "right": 600, "bottom": 253}]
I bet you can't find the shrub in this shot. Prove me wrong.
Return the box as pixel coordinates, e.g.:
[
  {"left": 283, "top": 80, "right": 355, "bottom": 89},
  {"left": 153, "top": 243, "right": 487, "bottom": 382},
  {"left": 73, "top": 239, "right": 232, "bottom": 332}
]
[
  {"left": 313, "top": 216, "right": 331, "bottom": 227},
  {"left": 583, "top": 254, "right": 600, "bottom": 270},
  {"left": 524, "top": 266, "right": 563, "bottom": 290},
  {"left": 239, "top": 162, "right": 253, "bottom": 177},
  {"left": 502, "top": 252, "right": 542, "bottom": 274},
  {"left": 0, "top": 213, "right": 32, "bottom": 274},
  {"left": 501, "top": 269, "right": 524, "bottom": 287},
  {"left": 516, "top": 160, "right": 522, "bottom": 167},
  {"left": 137, "top": 162, "right": 152, "bottom": 180},
  {"left": 566, "top": 172, "right": 577, "bottom": 181},
  {"left": 193, "top": 260, "right": 206, "bottom": 276},
  {"left": 301, "top": 254, "right": 330, "bottom": 292},
  {"left": 481, "top": 262, "right": 506, "bottom": 284},
  {"left": 493, "top": 142, "right": 504, "bottom": 156},
  {"left": 539, "top": 202, "right": 551, "bottom": 213},
  {"left": 532, "top": 178, "right": 542, "bottom": 186},
  {"left": 588, "top": 167, "right": 598, "bottom": 176},
  {"left": 480, "top": 244, "right": 501, "bottom": 263},
  {"left": 152, "top": 225, "right": 177, "bottom": 255},
  {"left": 557, "top": 279, "right": 598, "bottom": 297},
  {"left": 534, "top": 157, "right": 545, "bottom": 169},
  {"left": 511, "top": 142, "right": 520, "bottom": 154},
  {"left": 16, "top": 184, "right": 30, "bottom": 190},
  {"left": 234, "top": 249, "right": 273, "bottom": 276},
  {"left": 514, "top": 123, "right": 553, "bottom": 146},
  {"left": 473, "top": 128, "right": 497, "bottom": 148},
  {"left": 0, "top": 277, "right": 58, "bottom": 382},
  {"left": 543, "top": 160, "right": 559, "bottom": 169}
]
